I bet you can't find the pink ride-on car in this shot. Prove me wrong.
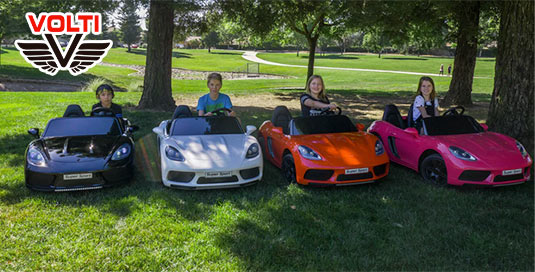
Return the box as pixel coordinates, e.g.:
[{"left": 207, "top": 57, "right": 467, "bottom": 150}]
[{"left": 368, "top": 104, "right": 532, "bottom": 187}]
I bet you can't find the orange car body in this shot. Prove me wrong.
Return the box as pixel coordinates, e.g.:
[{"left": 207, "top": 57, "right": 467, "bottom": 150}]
[{"left": 259, "top": 116, "right": 390, "bottom": 186}]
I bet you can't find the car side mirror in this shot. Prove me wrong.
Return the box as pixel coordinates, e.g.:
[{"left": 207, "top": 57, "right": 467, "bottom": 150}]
[
  {"left": 127, "top": 125, "right": 139, "bottom": 133},
  {"left": 246, "top": 125, "right": 257, "bottom": 135},
  {"left": 356, "top": 123, "right": 365, "bottom": 131},
  {"left": 272, "top": 127, "right": 283, "bottom": 134},
  {"left": 404, "top": 127, "right": 419, "bottom": 137},
  {"left": 152, "top": 127, "right": 164, "bottom": 135},
  {"left": 480, "top": 123, "right": 488, "bottom": 131},
  {"left": 28, "top": 128, "right": 40, "bottom": 138}
]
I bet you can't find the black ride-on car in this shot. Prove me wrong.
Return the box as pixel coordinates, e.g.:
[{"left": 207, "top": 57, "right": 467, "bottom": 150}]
[{"left": 25, "top": 105, "right": 138, "bottom": 192}]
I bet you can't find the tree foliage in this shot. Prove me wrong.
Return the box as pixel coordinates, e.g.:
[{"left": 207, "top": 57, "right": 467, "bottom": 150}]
[{"left": 119, "top": 0, "right": 142, "bottom": 52}]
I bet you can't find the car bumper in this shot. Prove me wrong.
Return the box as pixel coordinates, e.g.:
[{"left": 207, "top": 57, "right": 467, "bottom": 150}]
[
  {"left": 448, "top": 164, "right": 532, "bottom": 187},
  {"left": 25, "top": 162, "right": 133, "bottom": 192},
  {"left": 297, "top": 162, "right": 390, "bottom": 186},
  {"left": 162, "top": 165, "right": 263, "bottom": 190}
]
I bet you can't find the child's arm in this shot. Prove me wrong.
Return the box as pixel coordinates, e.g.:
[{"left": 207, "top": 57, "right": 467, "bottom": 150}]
[
  {"left": 303, "top": 99, "right": 337, "bottom": 110},
  {"left": 417, "top": 106, "right": 431, "bottom": 118}
]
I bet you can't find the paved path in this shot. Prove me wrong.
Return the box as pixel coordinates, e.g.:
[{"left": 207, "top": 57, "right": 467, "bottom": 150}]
[{"left": 242, "top": 51, "right": 489, "bottom": 79}]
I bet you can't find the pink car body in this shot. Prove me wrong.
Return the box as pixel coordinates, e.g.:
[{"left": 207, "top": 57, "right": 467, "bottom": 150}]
[{"left": 368, "top": 109, "right": 532, "bottom": 187}]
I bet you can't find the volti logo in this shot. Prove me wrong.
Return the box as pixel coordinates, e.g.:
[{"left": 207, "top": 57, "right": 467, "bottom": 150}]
[{"left": 15, "top": 12, "right": 112, "bottom": 76}]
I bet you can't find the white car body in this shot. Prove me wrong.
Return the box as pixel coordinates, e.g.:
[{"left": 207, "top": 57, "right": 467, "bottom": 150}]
[{"left": 153, "top": 117, "right": 263, "bottom": 189}]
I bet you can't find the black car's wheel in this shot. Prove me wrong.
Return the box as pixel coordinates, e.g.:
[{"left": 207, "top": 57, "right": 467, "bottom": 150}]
[
  {"left": 420, "top": 154, "right": 448, "bottom": 186},
  {"left": 282, "top": 153, "right": 297, "bottom": 184}
]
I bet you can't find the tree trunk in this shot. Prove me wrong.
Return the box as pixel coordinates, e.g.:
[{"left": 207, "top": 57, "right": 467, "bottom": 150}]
[
  {"left": 487, "top": 1, "right": 534, "bottom": 156},
  {"left": 306, "top": 36, "right": 318, "bottom": 82},
  {"left": 138, "top": 0, "right": 176, "bottom": 111},
  {"left": 127, "top": 44, "right": 131, "bottom": 52},
  {"left": 443, "top": 1, "right": 480, "bottom": 106}
]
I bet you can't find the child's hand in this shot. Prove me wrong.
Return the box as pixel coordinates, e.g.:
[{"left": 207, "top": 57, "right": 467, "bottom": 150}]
[
  {"left": 328, "top": 103, "right": 338, "bottom": 110},
  {"left": 204, "top": 112, "right": 213, "bottom": 116}
]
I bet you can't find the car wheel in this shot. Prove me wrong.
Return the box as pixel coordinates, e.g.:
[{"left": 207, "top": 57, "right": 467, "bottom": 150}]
[
  {"left": 420, "top": 154, "right": 448, "bottom": 186},
  {"left": 282, "top": 153, "right": 297, "bottom": 184}
]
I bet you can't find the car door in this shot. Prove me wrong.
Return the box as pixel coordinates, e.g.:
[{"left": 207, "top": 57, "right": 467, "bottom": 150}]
[
  {"left": 388, "top": 128, "right": 423, "bottom": 170},
  {"left": 266, "top": 126, "right": 287, "bottom": 167}
]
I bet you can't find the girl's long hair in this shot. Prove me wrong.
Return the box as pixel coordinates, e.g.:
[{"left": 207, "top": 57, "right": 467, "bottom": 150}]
[
  {"left": 305, "top": 75, "right": 327, "bottom": 102},
  {"left": 416, "top": 76, "right": 436, "bottom": 100}
]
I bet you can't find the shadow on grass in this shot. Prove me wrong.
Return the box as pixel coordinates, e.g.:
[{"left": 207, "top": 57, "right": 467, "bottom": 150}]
[
  {"left": 315, "top": 54, "right": 360, "bottom": 60},
  {"left": 382, "top": 57, "right": 428, "bottom": 61},
  {"left": 0, "top": 64, "right": 96, "bottom": 83},
  {"left": 210, "top": 51, "right": 242, "bottom": 56}
]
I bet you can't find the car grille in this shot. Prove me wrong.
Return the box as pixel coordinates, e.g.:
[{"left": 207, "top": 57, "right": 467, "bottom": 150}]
[
  {"left": 336, "top": 172, "right": 373, "bottom": 181},
  {"left": 304, "top": 169, "right": 334, "bottom": 181},
  {"left": 240, "top": 167, "right": 260, "bottom": 180},
  {"left": 197, "top": 176, "right": 239, "bottom": 184},
  {"left": 167, "top": 171, "right": 195, "bottom": 183},
  {"left": 458, "top": 170, "right": 491, "bottom": 181},
  {"left": 494, "top": 173, "right": 524, "bottom": 182},
  {"left": 373, "top": 164, "right": 388, "bottom": 176}
]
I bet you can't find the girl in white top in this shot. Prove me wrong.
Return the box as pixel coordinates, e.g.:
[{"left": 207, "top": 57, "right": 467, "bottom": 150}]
[{"left": 412, "top": 76, "right": 440, "bottom": 132}]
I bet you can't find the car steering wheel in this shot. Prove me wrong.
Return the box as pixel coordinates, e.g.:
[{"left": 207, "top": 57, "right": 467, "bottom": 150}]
[
  {"left": 91, "top": 107, "right": 115, "bottom": 117},
  {"left": 442, "top": 106, "right": 465, "bottom": 116},
  {"left": 209, "top": 107, "right": 232, "bottom": 116},
  {"left": 319, "top": 106, "right": 342, "bottom": 116}
]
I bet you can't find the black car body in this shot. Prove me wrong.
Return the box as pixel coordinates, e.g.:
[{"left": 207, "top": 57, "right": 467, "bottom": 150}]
[{"left": 25, "top": 112, "right": 136, "bottom": 192}]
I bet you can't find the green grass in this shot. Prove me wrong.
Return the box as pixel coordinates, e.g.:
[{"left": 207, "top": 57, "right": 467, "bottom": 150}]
[{"left": 0, "top": 48, "right": 532, "bottom": 270}]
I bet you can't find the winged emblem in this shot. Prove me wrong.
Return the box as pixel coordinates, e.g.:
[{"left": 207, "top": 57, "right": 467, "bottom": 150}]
[{"left": 15, "top": 34, "right": 112, "bottom": 76}]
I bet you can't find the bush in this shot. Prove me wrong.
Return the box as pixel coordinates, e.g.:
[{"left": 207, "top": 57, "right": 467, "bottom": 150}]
[
  {"left": 126, "top": 80, "right": 143, "bottom": 92},
  {"left": 80, "top": 78, "right": 110, "bottom": 92}
]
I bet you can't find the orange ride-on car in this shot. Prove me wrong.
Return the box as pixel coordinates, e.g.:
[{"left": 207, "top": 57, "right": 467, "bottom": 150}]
[{"left": 258, "top": 106, "right": 390, "bottom": 186}]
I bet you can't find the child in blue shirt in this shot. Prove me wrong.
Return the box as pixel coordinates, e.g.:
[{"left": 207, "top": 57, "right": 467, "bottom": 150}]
[{"left": 197, "top": 73, "right": 236, "bottom": 117}]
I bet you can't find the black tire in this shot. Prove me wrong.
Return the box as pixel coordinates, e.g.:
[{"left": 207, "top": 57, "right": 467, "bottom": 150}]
[
  {"left": 281, "top": 153, "right": 297, "bottom": 184},
  {"left": 420, "top": 154, "right": 448, "bottom": 186}
]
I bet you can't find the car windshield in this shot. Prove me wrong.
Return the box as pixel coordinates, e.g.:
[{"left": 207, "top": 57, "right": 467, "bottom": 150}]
[
  {"left": 424, "top": 115, "right": 484, "bottom": 136},
  {"left": 171, "top": 116, "right": 243, "bottom": 136},
  {"left": 43, "top": 117, "right": 121, "bottom": 137},
  {"left": 292, "top": 115, "right": 357, "bottom": 135}
]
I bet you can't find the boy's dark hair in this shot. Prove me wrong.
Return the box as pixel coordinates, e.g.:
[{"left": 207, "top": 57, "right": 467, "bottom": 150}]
[
  {"left": 96, "top": 84, "right": 114, "bottom": 98},
  {"left": 207, "top": 73, "right": 222, "bottom": 84}
]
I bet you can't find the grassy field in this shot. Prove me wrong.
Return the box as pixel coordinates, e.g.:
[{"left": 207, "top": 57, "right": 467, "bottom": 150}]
[{"left": 0, "top": 48, "right": 533, "bottom": 271}]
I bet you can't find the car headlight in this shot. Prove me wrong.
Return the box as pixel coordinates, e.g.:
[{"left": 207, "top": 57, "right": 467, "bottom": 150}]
[
  {"left": 27, "top": 147, "right": 46, "bottom": 167},
  {"left": 449, "top": 146, "right": 476, "bottom": 161},
  {"left": 298, "top": 145, "right": 322, "bottom": 160},
  {"left": 111, "top": 144, "right": 131, "bottom": 161},
  {"left": 516, "top": 141, "right": 528, "bottom": 157},
  {"left": 165, "top": 146, "right": 185, "bottom": 161},
  {"left": 375, "top": 140, "right": 384, "bottom": 155},
  {"left": 246, "top": 143, "right": 260, "bottom": 158}
]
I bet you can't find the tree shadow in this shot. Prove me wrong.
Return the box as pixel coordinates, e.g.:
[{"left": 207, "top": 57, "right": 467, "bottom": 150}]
[
  {"left": 382, "top": 57, "right": 428, "bottom": 61},
  {"left": 210, "top": 51, "right": 242, "bottom": 56},
  {"left": 314, "top": 54, "right": 360, "bottom": 60},
  {"left": 0, "top": 64, "right": 95, "bottom": 84}
]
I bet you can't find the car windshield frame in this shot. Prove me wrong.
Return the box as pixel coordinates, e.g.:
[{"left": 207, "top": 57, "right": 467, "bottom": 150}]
[
  {"left": 42, "top": 117, "right": 122, "bottom": 138},
  {"left": 291, "top": 115, "right": 357, "bottom": 135},
  {"left": 170, "top": 116, "right": 244, "bottom": 136},
  {"left": 423, "top": 115, "right": 484, "bottom": 136}
]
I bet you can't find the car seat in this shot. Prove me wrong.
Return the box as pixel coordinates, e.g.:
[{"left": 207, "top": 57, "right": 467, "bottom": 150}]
[
  {"left": 172, "top": 105, "right": 192, "bottom": 119},
  {"left": 63, "top": 104, "right": 85, "bottom": 117},
  {"left": 382, "top": 104, "right": 405, "bottom": 129},
  {"left": 272, "top": 106, "right": 292, "bottom": 135}
]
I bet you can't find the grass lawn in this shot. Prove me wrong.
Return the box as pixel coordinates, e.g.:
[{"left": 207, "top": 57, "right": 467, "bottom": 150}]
[{"left": 0, "top": 48, "right": 533, "bottom": 270}]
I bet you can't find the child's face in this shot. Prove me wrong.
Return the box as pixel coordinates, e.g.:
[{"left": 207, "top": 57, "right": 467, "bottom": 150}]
[
  {"left": 420, "top": 80, "right": 433, "bottom": 97},
  {"left": 98, "top": 90, "right": 113, "bottom": 104},
  {"left": 309, "top": 78, "right": 323, "bottom": 96},
  {"left": 208, "top": 79, "right": 222, "bottom": 94}
]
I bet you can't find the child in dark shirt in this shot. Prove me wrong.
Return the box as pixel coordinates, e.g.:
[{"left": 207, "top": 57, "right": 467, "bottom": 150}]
[
  {"left": 300, "top": 75, "right": 337, "bottom": 116},
  {"left": 92, "top": 84, "right": 123, "bottom": 118}
]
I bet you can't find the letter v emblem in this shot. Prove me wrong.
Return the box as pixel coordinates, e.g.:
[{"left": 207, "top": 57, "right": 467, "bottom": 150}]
[{"left": 44, "top": 34, "right": 83, "bottom": 68}]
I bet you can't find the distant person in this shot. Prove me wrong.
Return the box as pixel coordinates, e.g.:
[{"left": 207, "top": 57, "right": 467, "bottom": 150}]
[
  {"left": 92, "top": 84, "right": 122, "bottom": 118},
  {"left": 412, "top": 76, "right": 440, "bottom": 133},
  {"left": 197, "top": 73, "right": 235, "bottom": 117},
  {"left": 439, "top": 64, "right": 444, "bottom": 76},
  {"left": 300, "top": 75, "right": 337, "bottom": 117},
  {"left": 447, "top": 64, "right": 452, "bottom": 76}
]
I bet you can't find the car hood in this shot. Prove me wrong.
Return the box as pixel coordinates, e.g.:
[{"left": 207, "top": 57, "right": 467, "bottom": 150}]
[
  {"left": 171, "top": 134, "right": 252, "bottom": 163},
  {"left": 43, "top": 136, "right": 119, "bottom": 162},
  {"left": 294, "top": 132, "right": 385, "bottom": 165},
  {"left": 434, "top": 132, "right": 528, "bottom": 166}
]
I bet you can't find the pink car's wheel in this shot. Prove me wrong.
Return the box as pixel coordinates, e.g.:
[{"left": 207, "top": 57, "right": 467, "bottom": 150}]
[
  {"left": 420, "top": 154, "right": 448, "bottom": 186},
  {"left": 282, "top": 153, "right": 297, "bottom": 184}
]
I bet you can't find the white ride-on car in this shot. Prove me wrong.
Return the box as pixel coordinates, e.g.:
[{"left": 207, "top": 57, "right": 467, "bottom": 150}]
[{"left": 152, "top": 106, "right": 263, "bottom": 189}]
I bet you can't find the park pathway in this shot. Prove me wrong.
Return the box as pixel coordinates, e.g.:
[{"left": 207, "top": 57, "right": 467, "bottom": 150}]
[{"left": 242, "top": 51, "right": 489, "bottom": 79}]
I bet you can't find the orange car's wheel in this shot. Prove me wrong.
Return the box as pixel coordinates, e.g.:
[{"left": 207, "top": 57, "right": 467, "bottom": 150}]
[
  {"left": 282, "top": 153, "right": 297, "bottom": 184},
  {"left": 420, "top": 154, "right": 448, "bottom": 186}
]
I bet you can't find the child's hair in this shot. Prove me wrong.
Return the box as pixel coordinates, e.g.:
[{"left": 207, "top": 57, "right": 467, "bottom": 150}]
[
  {"left": 207, "top": 73, "right": 222, "bottom": 85},
  {"left": 305, "top": 75, "right": 327, "bottom": 102},
  {"left": 416, "top": 76, "right": 436, "bottom": 100},
  {"left": 96, "top": 84, "right": 114, "bottom": 98}
]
